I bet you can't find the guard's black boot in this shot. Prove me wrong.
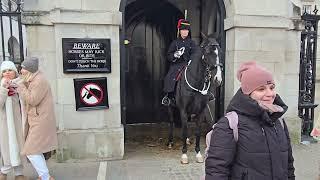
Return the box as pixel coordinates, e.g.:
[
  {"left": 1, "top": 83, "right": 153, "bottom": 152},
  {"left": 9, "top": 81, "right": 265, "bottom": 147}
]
[{"left": 161, "top": 94, "right": 171, "bottom": 106}]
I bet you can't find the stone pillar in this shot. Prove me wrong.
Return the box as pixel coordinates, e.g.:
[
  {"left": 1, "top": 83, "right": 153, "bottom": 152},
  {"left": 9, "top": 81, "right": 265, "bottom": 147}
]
[
  {"left": 23, "top": 0, "right": 124, "bottom": 161},
  {"left": 224, "top": 0, "right": 302, "bottom": 143}
]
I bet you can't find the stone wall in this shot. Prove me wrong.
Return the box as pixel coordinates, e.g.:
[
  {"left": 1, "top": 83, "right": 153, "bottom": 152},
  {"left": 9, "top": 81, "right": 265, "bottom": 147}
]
[
  {"left": 23, "top": 0, "right": 124, "bottom": 161},
  {"left": 224, "top": 1, "right": 302, "bottom": 143},
  {"left": 21, "top": 0, "right": 305, "bottom": 162}
]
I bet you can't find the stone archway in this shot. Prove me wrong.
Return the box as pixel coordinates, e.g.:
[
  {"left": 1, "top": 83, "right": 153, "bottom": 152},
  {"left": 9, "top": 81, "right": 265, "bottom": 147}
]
[
  {"left": 119, "top": 0, "right": 227, "bottom": 124},
  {"left": 120, "top": 0, "right": 232, "bottom": 18}
]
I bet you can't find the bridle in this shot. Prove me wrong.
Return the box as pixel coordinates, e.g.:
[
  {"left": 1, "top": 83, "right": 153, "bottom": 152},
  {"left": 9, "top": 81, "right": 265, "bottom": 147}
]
[{"left": 184, "top": 40, "right": 223, "bottom": 95}]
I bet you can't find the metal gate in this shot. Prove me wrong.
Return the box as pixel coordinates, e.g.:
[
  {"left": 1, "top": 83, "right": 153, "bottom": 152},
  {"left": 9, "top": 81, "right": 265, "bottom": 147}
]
[
  {"left": 299, "top": 9, "right": 320, "bottom": 136},
  {"left": 0, "top": 0, "right": 24, "bottom": 64}
]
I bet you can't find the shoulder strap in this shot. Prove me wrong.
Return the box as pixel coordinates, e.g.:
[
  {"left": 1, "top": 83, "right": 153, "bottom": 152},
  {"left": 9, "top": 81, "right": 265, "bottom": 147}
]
[
  {"left": 225, "top": 111, "right": 239, "bottom": 142},
  {"left": 204, "top": 112, "right": 238, "bottom": 160}
]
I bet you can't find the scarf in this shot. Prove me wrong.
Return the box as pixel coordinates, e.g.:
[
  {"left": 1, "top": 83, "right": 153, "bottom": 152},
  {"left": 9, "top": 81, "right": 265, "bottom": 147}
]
[
  {"left": 0, "top": 78, "right": 21, "bottom": 166},
  {"left": 258, "top": 100, "right": 284, "bottom": 114}
]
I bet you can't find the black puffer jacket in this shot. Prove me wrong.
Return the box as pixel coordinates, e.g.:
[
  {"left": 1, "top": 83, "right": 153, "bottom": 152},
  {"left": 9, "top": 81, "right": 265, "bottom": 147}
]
[{"left": 205, "top": 89, "right": 295, "bottom": 180}]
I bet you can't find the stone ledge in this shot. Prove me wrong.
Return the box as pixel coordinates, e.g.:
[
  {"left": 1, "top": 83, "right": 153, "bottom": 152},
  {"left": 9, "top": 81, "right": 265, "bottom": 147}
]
[
  {"left": 22, "top": 9, "right": 122, "bottom": 26},
  {"left": 56, "top": 126, "right": 124, "bottom": 162},
  {"left": 50, "top": 9, "right": 122, "bottom": 25},
  {"left": 225, "top": 15, "right": 292, "bottom": 30},
  {"left": 22, "top": 11, "right": 53, "bottom": 25}
]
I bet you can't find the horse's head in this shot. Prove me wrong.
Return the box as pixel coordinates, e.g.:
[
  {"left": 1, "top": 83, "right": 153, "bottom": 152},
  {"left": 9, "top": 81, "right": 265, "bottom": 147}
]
[{"left": 200, "top": 34, "right": 223, "bottom": 86}]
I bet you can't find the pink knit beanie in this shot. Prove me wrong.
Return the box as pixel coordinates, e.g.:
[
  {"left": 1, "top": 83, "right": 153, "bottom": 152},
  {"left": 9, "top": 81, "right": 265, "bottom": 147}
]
[{"left": 237, "top": 61, "right": 274, "bottom": 95}]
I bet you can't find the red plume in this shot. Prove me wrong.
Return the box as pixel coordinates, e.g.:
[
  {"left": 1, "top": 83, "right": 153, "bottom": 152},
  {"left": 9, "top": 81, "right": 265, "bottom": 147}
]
[{"left": 177, "top": 19, "right": 184, "bottom": 29}]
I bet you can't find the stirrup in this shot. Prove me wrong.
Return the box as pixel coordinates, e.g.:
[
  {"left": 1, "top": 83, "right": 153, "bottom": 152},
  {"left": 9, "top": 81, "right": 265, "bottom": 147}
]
[{"left": 162, "top": 96, "right": 171, "bottom": 106}]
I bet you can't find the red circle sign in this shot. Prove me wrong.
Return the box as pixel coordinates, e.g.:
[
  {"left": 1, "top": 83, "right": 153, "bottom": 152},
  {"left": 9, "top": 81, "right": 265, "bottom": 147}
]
[{"left": 80, "top": 83, "right": 104, "bottom": 106}]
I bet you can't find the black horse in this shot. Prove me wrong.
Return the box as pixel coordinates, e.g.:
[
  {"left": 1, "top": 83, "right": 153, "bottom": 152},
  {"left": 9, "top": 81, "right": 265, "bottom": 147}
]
[{"left": 167, "top": 35, "right": 223, "bottom": 164}]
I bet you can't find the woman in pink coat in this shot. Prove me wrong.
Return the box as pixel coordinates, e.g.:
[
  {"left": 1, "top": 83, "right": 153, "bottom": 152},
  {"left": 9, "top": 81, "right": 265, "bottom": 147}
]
[
  {"left": 0, "top": 61, "right": 26, "bottom": 180},
  {"left": 17, "top": 57, "right": 58, "bottom": 180}
]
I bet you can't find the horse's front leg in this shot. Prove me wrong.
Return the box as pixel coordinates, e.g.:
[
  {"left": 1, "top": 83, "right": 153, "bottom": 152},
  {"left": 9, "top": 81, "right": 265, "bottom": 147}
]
[
  {"left": 167, "top": 107, "right": 174, "bottom": 149},
  {"left": 195, "top": 115, "right": 204, "bottom": 163},
  {"left": 180, "top": 110, "right": 189, "bottom": 164},
  {"left": 186, "top": 116, "right": 191, "bottom": 145}
]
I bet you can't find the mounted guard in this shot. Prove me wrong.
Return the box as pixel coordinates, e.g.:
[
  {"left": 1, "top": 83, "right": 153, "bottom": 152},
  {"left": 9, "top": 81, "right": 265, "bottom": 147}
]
[
  {"left": 166, "top": 34, "right": 224, "bottom": 164},
  {"left": 162, "top": 19, "right": 200, "bottom": 106}
]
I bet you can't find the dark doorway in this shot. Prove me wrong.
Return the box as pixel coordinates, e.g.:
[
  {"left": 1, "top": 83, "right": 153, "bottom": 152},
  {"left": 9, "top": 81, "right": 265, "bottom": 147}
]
[
  {"left": 124, "top": 0, "right": 183, "bottom": 124},
  {"left": 120, "top": 0, "right": 226, "bottom": 124}
]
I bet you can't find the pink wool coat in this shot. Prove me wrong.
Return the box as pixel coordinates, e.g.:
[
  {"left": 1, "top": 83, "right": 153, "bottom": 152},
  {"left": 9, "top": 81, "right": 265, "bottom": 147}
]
[{"left": 17, "top": 71, "right": 58, "bottom": 155}]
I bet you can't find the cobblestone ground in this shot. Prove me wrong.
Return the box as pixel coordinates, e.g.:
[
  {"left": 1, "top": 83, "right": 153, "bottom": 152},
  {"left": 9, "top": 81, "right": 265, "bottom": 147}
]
[
  {"left": 107, "top": 138, "right": 206, "bottom": 180},
  {"left": 3, "top": 160, "right": 99, "bottom": 180},
  {"left": 293, "top": 143, "right": 320, "bottom": 180},
  {"left": 107, "top": 134, "right": 320, "bottom": 180},
  {"left": 3, "top": 132, "right": 319, "bottom": 180}
]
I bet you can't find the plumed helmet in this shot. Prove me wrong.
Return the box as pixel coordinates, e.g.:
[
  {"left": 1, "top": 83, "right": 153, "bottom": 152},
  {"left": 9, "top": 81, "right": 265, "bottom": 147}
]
[
  {"left": 176, "top": 19, "right": 191, "bottom": 38},
  {"left": 177, "top": 19, "right": 191, "bottom": 30}
]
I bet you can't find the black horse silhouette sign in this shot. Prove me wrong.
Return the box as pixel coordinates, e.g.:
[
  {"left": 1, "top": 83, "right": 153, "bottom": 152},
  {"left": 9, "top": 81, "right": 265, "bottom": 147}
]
[
  {"left": 74, "top": 77, "right": 109, "bottom": 111},
  {"left": 80, "top": 83, "right": 104, "bottom": 105}
]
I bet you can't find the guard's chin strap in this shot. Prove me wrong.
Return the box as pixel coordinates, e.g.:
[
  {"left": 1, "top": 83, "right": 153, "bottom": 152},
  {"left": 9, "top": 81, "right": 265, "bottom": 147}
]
[{"left": 184, "top": 60, "right": 211, "bottom": 95}]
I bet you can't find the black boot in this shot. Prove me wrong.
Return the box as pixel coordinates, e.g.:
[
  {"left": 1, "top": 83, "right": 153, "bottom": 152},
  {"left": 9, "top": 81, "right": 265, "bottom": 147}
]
[{"left": 162, "top": 94, "right": 171, "bottom": 106}]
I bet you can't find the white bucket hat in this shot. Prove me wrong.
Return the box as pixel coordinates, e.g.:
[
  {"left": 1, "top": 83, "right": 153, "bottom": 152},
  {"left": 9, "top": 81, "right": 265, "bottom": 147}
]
[{"left": 1, "top": 60, "right": 18, "bottom": 74}]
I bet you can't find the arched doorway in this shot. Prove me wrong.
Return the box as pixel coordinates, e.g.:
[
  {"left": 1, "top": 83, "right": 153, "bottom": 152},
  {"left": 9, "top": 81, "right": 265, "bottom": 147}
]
[
  {"left": 124, "top": 0, "right": 182, "bottom": 124},
  {"left": 8, "top": 36, "right": 21, "bottom": 63},
  {"left": 119, "top": 0, "right": 226, "bottom": 124}
]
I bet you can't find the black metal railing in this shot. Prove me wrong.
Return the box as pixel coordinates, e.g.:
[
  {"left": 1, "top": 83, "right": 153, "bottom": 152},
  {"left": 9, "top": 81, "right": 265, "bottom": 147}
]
[
  {"left": 0, "top": 0, "right": 24, "bottom": 63},
  {"left": 299, "top": 7, "right": 320, "bottom": 136}
]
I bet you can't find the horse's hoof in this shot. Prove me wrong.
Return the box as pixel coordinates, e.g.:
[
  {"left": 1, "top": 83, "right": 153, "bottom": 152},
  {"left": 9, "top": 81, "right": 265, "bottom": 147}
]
[
  {"left": 167, "top": 142, "right": 174, "bottom": 149},
  {"left": 180, "top": 154, "right": 189, "bottom": 164},
  {"left": 196, "top": 152, "right": 204, "bottom": 163},
  {"left": 186, "top": 138, "right": 191, "bottom": 145}
]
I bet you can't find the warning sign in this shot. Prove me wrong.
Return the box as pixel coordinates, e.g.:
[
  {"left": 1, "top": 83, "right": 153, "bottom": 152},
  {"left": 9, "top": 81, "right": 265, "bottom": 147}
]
[
  {"left": 80, "top": 83, "right": 103, "bottom": 105},
  {"left": 74, "top": 77, "right": 109, "bottom": 111}
]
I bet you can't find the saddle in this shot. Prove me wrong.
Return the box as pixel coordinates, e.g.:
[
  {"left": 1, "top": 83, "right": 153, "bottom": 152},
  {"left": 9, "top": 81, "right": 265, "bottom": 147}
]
[{"left": 174, "top": 66, "right": 186, "bottom": 81}]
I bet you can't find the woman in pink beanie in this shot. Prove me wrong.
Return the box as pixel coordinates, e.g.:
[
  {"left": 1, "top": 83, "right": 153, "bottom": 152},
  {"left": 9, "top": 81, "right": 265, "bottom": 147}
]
[{"left": 205, "top": 61, "right": 295, "bottom": 180}]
